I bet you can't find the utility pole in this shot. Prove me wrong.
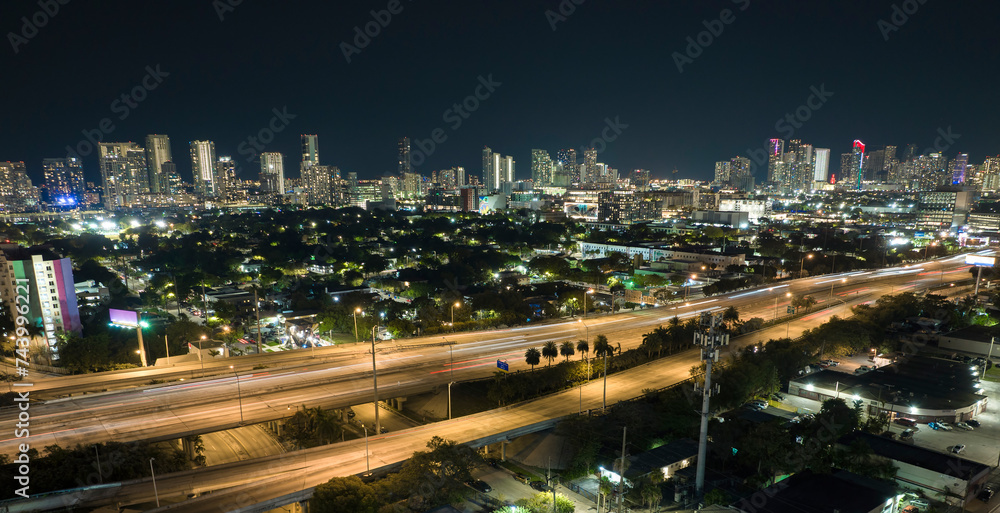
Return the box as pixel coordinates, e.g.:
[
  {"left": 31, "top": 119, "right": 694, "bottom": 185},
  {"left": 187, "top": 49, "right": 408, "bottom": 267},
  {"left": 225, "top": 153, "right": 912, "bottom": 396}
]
[
  {"left": 135, "top": 312, "right": 148, "bottom": 367},
  {"left": 616, "top": 426, "right": 627, "bottom": 513},
  {"left": 254, "top": 286, "right": 262, "bottom": 355},
  {"left": 694, "top": 312, "right": 729, "bottom": 499},
  {"left": 372, "top": 325, "right": 380, "bottom": 434}
]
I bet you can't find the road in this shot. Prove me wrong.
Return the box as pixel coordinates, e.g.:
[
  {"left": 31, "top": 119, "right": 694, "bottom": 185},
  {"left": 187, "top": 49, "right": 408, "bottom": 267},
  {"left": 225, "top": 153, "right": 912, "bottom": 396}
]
[
  {"left": 0, "top": 254, "right": 982, "bottom": 458},
  {"left": 0, "top": 253, "right": 987, "bottom": 512}
]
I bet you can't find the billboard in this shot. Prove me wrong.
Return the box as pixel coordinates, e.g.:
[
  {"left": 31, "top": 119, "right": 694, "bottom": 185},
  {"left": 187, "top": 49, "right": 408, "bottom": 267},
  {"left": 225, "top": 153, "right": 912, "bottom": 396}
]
[
  {"left": 109, "top": 308, "right": 139, "bottom": 327},
  {"left": 966, "top": 255, "right": 996, "bottom": 267}
]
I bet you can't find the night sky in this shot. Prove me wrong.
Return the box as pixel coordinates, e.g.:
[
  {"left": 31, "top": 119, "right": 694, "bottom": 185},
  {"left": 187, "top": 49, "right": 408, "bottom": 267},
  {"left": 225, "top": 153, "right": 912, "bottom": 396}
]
[{"left": 4, "top": 0, "right": 998, "bottom": 184}]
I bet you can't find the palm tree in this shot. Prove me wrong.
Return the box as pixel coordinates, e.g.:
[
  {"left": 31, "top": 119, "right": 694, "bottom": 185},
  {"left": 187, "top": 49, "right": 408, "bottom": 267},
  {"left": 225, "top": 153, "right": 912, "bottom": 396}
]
[
  {"left": 642, "top": 326, "right": 667, "bottom": 358},
  {"left": 313, "top": 408, "right": 341, "bottom": 444},
  {"left": 722, "top": 305, "right": 740, "bottom": 325},
  {"left": 593, "top": 334, "right": 611, "bottom": 358},
  {"left": 576, "top": 339, "right": 589, "bottom": 360},
  {"left": 541, "top": 341, "right": 558, "bottom": 366},
  {"left": 524, "top": 347, "right": 541, "bottom": 371},
  {"left": 559, "top": 340, "right": 575, "bottom": 362}
]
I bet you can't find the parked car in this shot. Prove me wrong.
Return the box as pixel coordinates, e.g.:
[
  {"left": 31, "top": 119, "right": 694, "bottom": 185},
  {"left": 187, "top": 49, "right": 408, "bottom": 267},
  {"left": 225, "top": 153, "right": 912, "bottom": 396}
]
[
  {"left": 902, "top": 506, "right": 919, "bottom": 513},
  {"left": 952, "top": 444, "right": 966, "bottom": 454},
  {"left": 928, "top": 422, "right": 941, "bottom": 430},
  {"left": 900, "top": 429, "right": 915, "bottom": 439},
  {"left": 956, "top": 422, "right": 974, "bottom": 430},
  {"left": 935, "top": 421, "right": 954, "bottom": 431},
  {"left": 467, "top": 480, "right": 492, "bottom": 493},
  {"left": 751, "top": 399, "right": 768, "bottom": 410},
  {"left": 910, "top": 498, "right": 930, "bottom": 508},
  {"left": 977, "top": 487, "right": 995, "bottom": 502},
  {"left": 771, "top": 393, "right": 785, "bottom": 401},
  {"left": 530, "top": 481, "right": 551, "bottom": 492},
  {"left": 967, "top": 419, "right": 981, "bottom": 428},
  {"left": 513, "top": 473, "right": 531, "bottom": 484},
  {"left": 894, "top": 418, "right": 918, "bottom": 427}
]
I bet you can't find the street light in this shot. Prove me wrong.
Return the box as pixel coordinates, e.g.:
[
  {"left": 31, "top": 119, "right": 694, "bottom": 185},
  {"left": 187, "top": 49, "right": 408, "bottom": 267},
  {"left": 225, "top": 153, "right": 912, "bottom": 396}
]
[
  {"left": 785, "top": 292, "right": 793, "bottom": 339},
  {"left": 353, "top": 307, "right": 361, "bottom": 343},
  {"left": 149, "top": 457, "right": 160, "bottom": 507},
  {"left": 451, "top": 301, "right": 461, "bottom": 329},
  {"left": 371, "top": 325, "right": 380, "bottom": 434},
  {"left": 199, "top": 334, "right": 207, "bottom": 376},
  {"left": 583, "top": 288, "right": 594, "bottom": 317},
  {"left": 361, "top": 424, "right": 371, "bottom": 476},
  {"left": 230, "top": 365, "right": 244, "bottom": 425},
  {"left": 982, "top": 337, "right": 995, "bottom": 380},
  {"left": 799, "top": 253, "right": 813, "bottom": 278},
  {"left": 686, "top": 274, "right": 697, "bottom": 301},
  {"left": 830, "top": 278, "right": 846, "bottom": 298},
  {"left": 578, "top": 319, "right": 591, "bottom": 380}
]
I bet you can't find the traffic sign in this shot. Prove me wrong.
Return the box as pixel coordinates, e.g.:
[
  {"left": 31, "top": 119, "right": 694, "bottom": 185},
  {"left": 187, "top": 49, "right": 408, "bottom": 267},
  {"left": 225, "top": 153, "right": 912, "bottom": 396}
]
[
  {"left": 497, "top": 359, "right": 509, "bottom": 372},
  {"left": 787, "top": 306, "right": 796, "bottom": 314}
]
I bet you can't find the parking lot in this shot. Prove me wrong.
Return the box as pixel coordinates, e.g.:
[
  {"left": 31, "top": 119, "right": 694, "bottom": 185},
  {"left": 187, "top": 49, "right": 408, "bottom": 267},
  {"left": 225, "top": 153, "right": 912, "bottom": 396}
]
[{"left": 470, "top": 466, "right": 597, "bottom": 512}]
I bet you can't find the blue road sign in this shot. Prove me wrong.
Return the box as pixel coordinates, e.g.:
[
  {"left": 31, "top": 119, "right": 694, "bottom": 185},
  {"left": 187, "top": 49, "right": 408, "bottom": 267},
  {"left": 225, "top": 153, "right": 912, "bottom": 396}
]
[{"left": 497, "top": 359, "right": 509, "bottom": 372}]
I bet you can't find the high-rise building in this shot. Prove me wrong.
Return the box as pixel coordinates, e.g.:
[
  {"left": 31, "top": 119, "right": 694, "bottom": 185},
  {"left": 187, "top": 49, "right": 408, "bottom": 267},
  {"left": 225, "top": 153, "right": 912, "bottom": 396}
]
[
  {"left": 597, "top": 190, "right": 659, "bottom": 224},
  {"left": 556, "top": 149, "right": 577, "bottom": 182},
  {"left": 501, "top": 155, "right": 515, "bottom": 184},
  {"left": 302, "top": 134, "right": 319, "bottom": 166},
  {"left": 633, "top": 169, "right": 652, "bottom": 191},
  {"left": 916, "top": 189, "right": 971, "bottom": 230},
  {"left": 531, "top": 149, "right": 552, "bottom": 186},
  {"left": 482, "top": 147, "right": 495, "bottom": 191},
  {"left": 303, "top": 164, "right": 340, "bottom": 205},
  {"left": 398, "top": 137, "right": 411, "bottom": 175},
  {"left": 729, "top": 157, "right": 754, "bottom": 192},
  {"left": 714, "top": 161, "right": 731, "bottom": 186},
  {"left": 951, "top": 153, "right": 969, "bottom": 184},
  {"left": 0, "top": 162, "right": 39, "bottom": 212},
  {"left": 260, "top": 152, "right": 285, "bottom": 195},
  {"left": 215, "top": 156, "right": 237, "bottom": 202},
  {"left": 0, "top": 245, "right": 82, "bottom": 360},
  {"left": 814, "top": 148, "right": 831, "bottom": 182},
  {"left": 851, "top": 140, "right": 866, "bottom": 189},
  {"left": 583, "top": 148, "right": 598, "bottom": 184},
  {"left": 190, "top": 140, "right": 217, "bottom": 197},
  {"left": 100, "top": 142, "right": 149, "bottom": 209},
  {"left": 162, "top": 161, "right": 181, "bottom": 194},
  {"left": 144, "top": 134, "right": 172, "bottom": 194},
  {"left": 42, "top": 157, "right": 85, "bottom": 206},
  {"left": 767, "top": 139, "right": 785, "bottom": 184}
]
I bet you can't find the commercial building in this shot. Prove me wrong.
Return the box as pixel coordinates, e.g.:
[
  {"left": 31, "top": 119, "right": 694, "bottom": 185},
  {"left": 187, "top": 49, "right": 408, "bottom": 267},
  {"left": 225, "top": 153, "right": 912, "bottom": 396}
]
[
  {"left": 99, "top": 142, "right": 149, "bottom": 209},
  {"left": 577, "top": 241, "right": 745, "bottom": 271},
  {"left": 743, "top": 469, "right": 902, "bottom": 513},
  {"left": 42, "top": 157, "right": 85, "bottom": 206},
  {"left": 915, "top": 189, "right": 971, "bottom": 231},
  {"left": 0, "top": 244, "right": 82, "bottom": 361},
  {"left": 718, "top": 199, "right": 772, "bottom": 224},
  {"left": 597, "top": 190, "right": 660, "bottom": 224}
]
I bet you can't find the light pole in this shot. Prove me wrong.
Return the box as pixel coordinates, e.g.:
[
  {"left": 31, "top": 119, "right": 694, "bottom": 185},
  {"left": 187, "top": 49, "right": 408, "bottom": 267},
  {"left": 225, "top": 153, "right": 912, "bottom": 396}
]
[
  {"left": 799, "top": 253, "right": 813, "bottom": 278},
  {"left": 602, "top": 345, "right": 608, "bottom": 411},
  {"left": 583, "top": 288, "right": 594, "bottom": 317},
  {"left": 163, "top": 334, "right": 170, "bottom": 365},
  {"left": 981, "top": 337, "right": 995, "bottom": 380},
  {"left": 451, "top": 301, "right": 460, "bottom": 329},
  {"left": 771, "top": 288, "right": 778, "bottom": 320},
  {"left": 199, "top": 334, "right": 207, "bottom": 376},
  {"left": 785, "top": 292, "right": 793, "bottom": 338},
  {"left": 371, "top": 325, "right": 380, "bottom": 434},
  {"left": 353, "top": 307, "right": 361, "bottom": 343},
  {"left": 448, "top": 343, "right": 455, "bottom": 420},
  {"left": 230, "top": 365, "right": 244, "bottom": 424},
  {"left": 578, "top": 319, "right": 591, "bottom": 380},
  {"left": 361, "top": 424, "right": 371, "bottom": 476},
  {"left": 135, "top": 312, "right": 148, "bottom": 367},
  {"left": 166, "top": 281, "right": 180, "bottom": 317},
  {"left": 830, "top": 278, "right": 846, "bottom": 298},
  {"left": 685, "top": 274, "right": 697, "bottom": 301},
  {"left": 149, "top": 457, "right": 160, "bottom": 507}
]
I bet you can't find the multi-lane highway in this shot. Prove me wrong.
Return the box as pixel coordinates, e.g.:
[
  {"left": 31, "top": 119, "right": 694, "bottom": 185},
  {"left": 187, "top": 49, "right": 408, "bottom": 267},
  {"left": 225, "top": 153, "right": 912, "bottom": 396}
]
[{"left": 0, "top": 254, "right": 982, "bottom": 459}]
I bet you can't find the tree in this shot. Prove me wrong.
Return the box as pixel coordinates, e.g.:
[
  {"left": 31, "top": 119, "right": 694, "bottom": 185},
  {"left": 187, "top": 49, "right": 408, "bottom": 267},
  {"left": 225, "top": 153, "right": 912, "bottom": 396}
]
[
  {"left": 559, "top": 340, "right": 575, "bottom": 362},
  {"left": 311, "top": 476, "right": 380, "bottom": 513},
  {"left": 542, "top": 341, "right": 559, "bottom": 366},
  {"left": 722, "top": 305, "right": 740, "bottom": 325},
  {"left": 514, "top": 492, "right": 575, "bottom": 513},
  {"left": 525, "top": 347, "right": 541, "bottom": 370},
  {"left": 593, "top": 334, "right": 612, "bottom": 358},
  {"left": 576, "top": 339, "right": 589, "bottom": 360},
  {"left": 704, "top": 488, "right": 731, "bottom": 506}
]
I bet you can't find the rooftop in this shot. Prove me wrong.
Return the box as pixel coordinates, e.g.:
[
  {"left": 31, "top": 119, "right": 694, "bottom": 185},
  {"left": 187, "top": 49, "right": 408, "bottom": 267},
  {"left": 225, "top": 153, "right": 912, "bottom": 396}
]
[
  {"left": 627, "top": 438, "right": 699, "bottom": 477},
  {"left": 838, "top": 431, "right": 990, "bottom": 480},
  {"left": 750, "top": 469, "right": 897, "bottom": 513}
]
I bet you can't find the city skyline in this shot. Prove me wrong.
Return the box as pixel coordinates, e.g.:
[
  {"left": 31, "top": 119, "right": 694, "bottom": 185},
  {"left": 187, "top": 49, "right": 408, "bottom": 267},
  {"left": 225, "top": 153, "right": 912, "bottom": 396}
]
[{"left": 3, "top": 1, "right": 999, "bottom": 184}]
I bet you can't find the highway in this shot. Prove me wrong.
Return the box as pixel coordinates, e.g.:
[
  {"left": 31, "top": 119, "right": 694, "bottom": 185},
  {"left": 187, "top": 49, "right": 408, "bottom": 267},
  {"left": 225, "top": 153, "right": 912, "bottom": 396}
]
[
  {"left": 0, "top": 254, "right": 983, "bottom": 459},
  {"left": 0, "top": 253, "right": 987, "bottom": 512}
]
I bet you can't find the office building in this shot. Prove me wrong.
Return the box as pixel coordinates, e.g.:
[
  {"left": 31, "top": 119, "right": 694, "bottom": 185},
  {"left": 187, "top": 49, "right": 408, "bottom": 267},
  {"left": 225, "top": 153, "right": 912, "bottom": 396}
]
[
  {"left": 582, "top": 147, "right": 598, "bottom": 184},
  {"left": 215, "top": 156, "right": 237, "bottom": 202},
  {"left": 916, "top": 189, "right": 971, "bottom": 230},
  {"left": 556, "top": 149, "right": 577, "bottom": 182},
  {"left": 0, "top": 245, "right": 82, "bottom": 360},
  {"left": 100, "top": 142, "right": 149, "bottom": 209},
  {"left": 951, "top": 153, "right": 969, "bottom": 185},
  {"left": 190, "top": 140, "right": 217, "bottom": 197},
  {"left": 42, "top": 157, "right": 85, "bottom": 206},
  {"left": 144, "top": 134, "right": 172, "bottom": 194},
  {"left": 729, "top": 157, "right": 754, "bottom": 192},
  {"left": 260, "top": 152, "right": 285, "bottom": 195},
  {"left": 597, "top": 190, "right": 659, "bottom": 224}
]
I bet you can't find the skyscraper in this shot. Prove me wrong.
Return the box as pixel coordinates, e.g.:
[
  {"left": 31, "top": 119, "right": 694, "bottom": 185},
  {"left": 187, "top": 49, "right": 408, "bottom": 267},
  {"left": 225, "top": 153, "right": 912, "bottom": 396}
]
[
  {"left": 951, "top": 153, "right": 969, "bottom": 184},
  {"left": 714, "top": 161, "right": 731, "bottom": 186},
  {"left": 398, "top": 137, "right": 411, "bottom": 175},
  {"left": 556, "top": 149, "right": 577, "bottom": 182},
  {"left": 260, "top": 152, "right": 285, "bottom": 195},
  {"left": 301, "top": 134, "right": 319, "bottom": 180},
  {"left": 531, "top": 149, "right": 552, "bottom": 186},
  {"left": 730, "top": 157, "right": 754, "bottom": 192},
  {"left": 215, "top": 156, "right": 236, "bottom": 202},
  {"left": 501, "top": 155, "right": 515, "bottom": 184},
  {"left": 583, "top": 148, "right": 598, "bottom": 184},
  {"left": 767, "top": 139, "right": 785, "bottom": 183},
  {"left": 144, "top": 134, "right": 172, "bottom": 194},
  {"left": 100, "top": 142, "right": 149, "bottom": 209},
  {"left": 0, "top": 162, "right": 39, "bottom": 212},
  {"left": 813, "top": 148, "right": 830, "bottom": 182},
  {"left": 482, "top": 147, "right": 495, "bottom": 191},
  {"left": 852, "top": 140, "right": 866, "bottom": 189},
  {"left": 42, "top": 157, "right": 85, "bottom": 205},
  {"left": 190, "top": 140, "right": 217, "bottom": 197}
]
